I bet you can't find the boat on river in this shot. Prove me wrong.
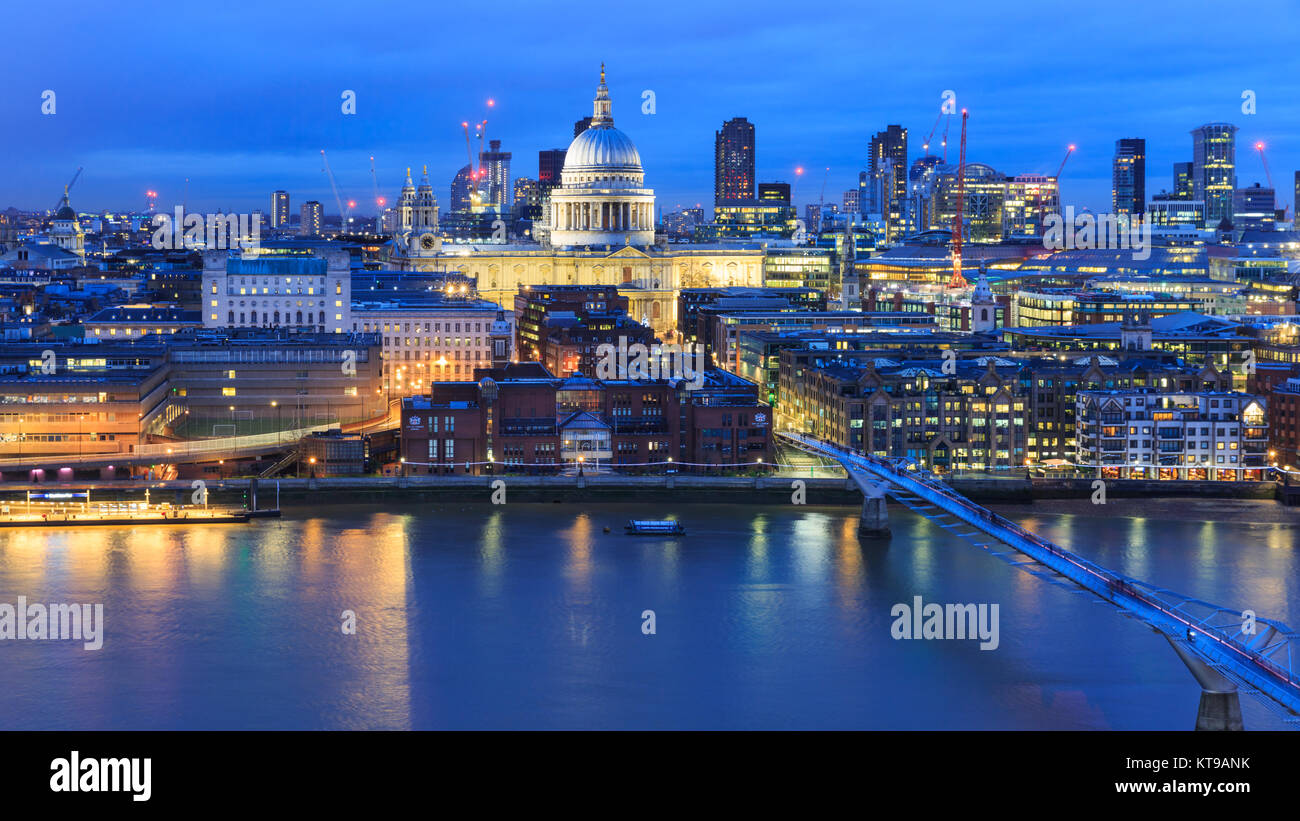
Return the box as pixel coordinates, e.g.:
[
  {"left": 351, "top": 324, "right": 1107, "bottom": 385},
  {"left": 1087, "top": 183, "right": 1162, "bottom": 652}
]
[{"left": 624, "top": 519, "right": 685, "bottom": 535}]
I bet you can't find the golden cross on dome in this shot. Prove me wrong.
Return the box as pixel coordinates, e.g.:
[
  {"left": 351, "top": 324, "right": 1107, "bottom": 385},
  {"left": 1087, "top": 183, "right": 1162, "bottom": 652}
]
[{"left": 600, "top": 63, "right": 605, "bottom": 84}]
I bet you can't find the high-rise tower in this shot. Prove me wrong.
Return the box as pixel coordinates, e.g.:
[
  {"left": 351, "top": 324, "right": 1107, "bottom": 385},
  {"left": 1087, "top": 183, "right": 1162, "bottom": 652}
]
[
  {"left": 270, "top": 190, "right": 290, "bottom": 228},
  {"left": 1191, "top": 123, "right": 1237, "bottom": 225},
  {"left": 1112, "top": 138, "right": 1146, "bottom": 216},
  {"left": 714, "top": 117, "right": 755, "bottom": 206},
  {"left": 479, "top": 140, "right": 512, "bottom": 212},
  {"left": 868, "top": 125, "right": 908, "bottom": 233}
]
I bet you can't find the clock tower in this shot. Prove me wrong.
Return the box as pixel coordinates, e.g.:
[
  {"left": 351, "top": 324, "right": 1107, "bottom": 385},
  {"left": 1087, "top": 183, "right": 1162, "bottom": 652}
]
[{"left": 388, "top": 165, "right": 442, "bottom": 268}]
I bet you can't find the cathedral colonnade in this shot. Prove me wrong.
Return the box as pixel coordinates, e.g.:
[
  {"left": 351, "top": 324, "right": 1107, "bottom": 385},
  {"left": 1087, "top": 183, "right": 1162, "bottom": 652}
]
[{"left": 554, "top": 200, "right": 651, "bottom": 232}]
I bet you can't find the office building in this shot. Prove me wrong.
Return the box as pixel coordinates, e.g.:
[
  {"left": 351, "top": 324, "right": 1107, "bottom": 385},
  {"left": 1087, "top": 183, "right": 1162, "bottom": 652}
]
[
  {"left": 538, "top": 149, "right": 567, "bottom": 189},
  {"left": 513, "top": 177, "right": 543, "bottom": 222},
  {"left": 1173, "top": 162, "right": 1195, "bottom": 200},
  {"left": 479, "top": 139, "right": 512, "bottom": 211},
  {"left": 1191, "top": 123, "right": 1238, "bottom": 225},
  {"left": 868, "top": 125, "right": 908, "bottom": 234},
  {"left": 1112, "top": 138, "right": 1146, "bottom": 216},
  {"left": 201, "top": 247, "right": 351, "bottom": 333},
  {"left": 352, "top": 296, "right": 513, "bottom": 395},
  {"left": 1233, "top": 183, "right": 1276, "bottom": 232}
]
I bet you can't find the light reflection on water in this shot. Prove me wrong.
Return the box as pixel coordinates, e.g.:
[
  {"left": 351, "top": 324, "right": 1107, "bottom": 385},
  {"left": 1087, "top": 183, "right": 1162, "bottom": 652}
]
[{"left": 0, "top": 500, "right": 1292, "bottom": 730}]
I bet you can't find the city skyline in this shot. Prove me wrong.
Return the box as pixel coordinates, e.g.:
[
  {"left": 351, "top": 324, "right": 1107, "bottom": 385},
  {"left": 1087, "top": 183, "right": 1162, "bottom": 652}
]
[{"left": 3, "top": 0, "right": 1299, "bottom": 216}]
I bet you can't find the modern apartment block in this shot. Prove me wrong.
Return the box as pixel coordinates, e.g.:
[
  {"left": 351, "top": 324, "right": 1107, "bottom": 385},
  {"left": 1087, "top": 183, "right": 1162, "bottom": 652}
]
[
  {"left": 1075, "top": 389, "right": 1268, "bottom": 479},
  {"left": 714, "top": 117, "right": 756, "bottom": 206}
]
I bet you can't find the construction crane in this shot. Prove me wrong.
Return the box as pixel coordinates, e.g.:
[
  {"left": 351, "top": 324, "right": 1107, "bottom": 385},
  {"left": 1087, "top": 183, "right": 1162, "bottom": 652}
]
[
  {"left": 55, "top": 166, "right": 83, "bottom": 210},
  {"left": 463, "top": 119, "right": 488, "bottom": 206},
  {"left": 319, "top": 149, "right": 347, "bottom": 222},
  {"left": 922, "top": 110, "right": 951, "bottom": 156},
  {"left": 1255, "top": 142, "right": 1275, "bottom": 188},
  {"left": 1056, "top": 144, "right": 1076, "bottom": 179},
  {"left": 816, "top": 166, "right": 830, "bottom": 231},
  {"left": 948, "top": 109, "right": 969, "bottom": 289},
  {"left": 369, "top": 156, "right": 385, "bottom": 211},
  {"left": 461, "top": 122, "right": 479, "bottom": 205},
  {"left": 1255, "top": 142, "right": 1287, "bottom": 221}
]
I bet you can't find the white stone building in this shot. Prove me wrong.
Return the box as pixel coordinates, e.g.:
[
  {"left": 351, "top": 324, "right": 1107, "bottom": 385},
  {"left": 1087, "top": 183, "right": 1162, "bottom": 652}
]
[{"left": 202, "top": 248, "right": 352, "bottom": 333}]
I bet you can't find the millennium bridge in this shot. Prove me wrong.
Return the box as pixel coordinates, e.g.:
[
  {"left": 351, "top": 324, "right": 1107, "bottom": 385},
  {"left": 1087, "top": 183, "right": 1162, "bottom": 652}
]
[{"left": 778, "top": 431, "right": 1300, "bottom": 730}]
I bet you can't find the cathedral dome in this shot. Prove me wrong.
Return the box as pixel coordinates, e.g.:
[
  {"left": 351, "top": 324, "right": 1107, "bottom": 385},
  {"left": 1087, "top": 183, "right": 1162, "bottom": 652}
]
[
  {"left": 565, "top": 125, "right": 642, "bottom": 173},
  {"left": 547, "top": 65, "right": 656, "bottom": 249}
]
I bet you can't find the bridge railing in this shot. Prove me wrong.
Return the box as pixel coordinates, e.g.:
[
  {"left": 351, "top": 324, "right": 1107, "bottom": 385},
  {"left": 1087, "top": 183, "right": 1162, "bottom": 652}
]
[
  {"left": 782, "top": 430, "right": 1300, "bottom": 695},
  {"left": 135, "top": 425, "right": 331, "bottom": 459},
  {"left": 0, "top": 424, "right": 332, "bottom": 468}
]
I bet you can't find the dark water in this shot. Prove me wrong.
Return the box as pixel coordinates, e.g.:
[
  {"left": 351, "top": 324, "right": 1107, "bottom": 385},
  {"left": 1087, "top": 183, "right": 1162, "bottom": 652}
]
[{"left": 0, "top": 498, "right": 1295, "bottom": 730}]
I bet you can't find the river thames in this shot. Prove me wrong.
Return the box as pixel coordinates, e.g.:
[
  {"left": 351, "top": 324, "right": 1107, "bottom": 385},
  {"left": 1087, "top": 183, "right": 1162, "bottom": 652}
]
[{"left": 0, "top": 498, "right": 1294, "bottom": 730}]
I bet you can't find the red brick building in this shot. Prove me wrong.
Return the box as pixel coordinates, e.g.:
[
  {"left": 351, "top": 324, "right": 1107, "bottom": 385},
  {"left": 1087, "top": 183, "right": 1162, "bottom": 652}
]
[
  {"left": 1267, "top": 377, "right": 1300, "bottom": 468},
  {"left": 1248, "top": 362, "right": 1300, "bottom": 468},
  {"left": 399, "top": 363, "right": 770, "bottom": 474}
]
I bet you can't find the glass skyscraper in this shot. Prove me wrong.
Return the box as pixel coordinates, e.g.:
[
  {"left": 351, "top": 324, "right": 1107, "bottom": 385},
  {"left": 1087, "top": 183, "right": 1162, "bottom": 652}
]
[
  {"left": 1112, "top": 138, "right": 1145, "bottom": 216},
  {"left": 1191, "top": 123, "right": 1237, "bottom": 225}
]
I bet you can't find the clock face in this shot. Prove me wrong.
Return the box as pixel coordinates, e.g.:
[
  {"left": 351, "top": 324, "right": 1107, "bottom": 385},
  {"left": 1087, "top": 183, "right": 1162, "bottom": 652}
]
[{"left": 420, "top": 233, "right": 436, "bottom": 250}]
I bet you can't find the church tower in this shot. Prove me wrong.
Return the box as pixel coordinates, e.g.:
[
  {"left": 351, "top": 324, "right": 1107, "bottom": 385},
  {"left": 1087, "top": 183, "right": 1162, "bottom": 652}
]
[
  {"left": 414, "top": 166, "right": 438, "bottom": 232},
  {"left": 397, "top": 168, "right": 416, "bottom": 234},
  {"left": 970, "top": 269, "right": 997, "bottom": 333}
]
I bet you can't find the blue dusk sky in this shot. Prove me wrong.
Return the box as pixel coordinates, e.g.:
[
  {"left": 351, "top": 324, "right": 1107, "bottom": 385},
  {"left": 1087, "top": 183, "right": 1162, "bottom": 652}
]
[{"left": 3, "top": 0, "right": 1299, "bottom": 218}]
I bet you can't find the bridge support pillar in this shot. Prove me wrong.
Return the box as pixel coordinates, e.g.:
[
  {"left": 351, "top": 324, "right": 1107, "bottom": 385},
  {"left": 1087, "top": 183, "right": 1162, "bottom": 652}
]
[
  {"left": 1194, "top": 691, "right": 1243, "bottom": 732},
  {"left": 1162, "top": 633, "right": 1243, "bottom": 731},
  {"left": 858, "top": 493, "right": 890, "bottom": 542}
]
